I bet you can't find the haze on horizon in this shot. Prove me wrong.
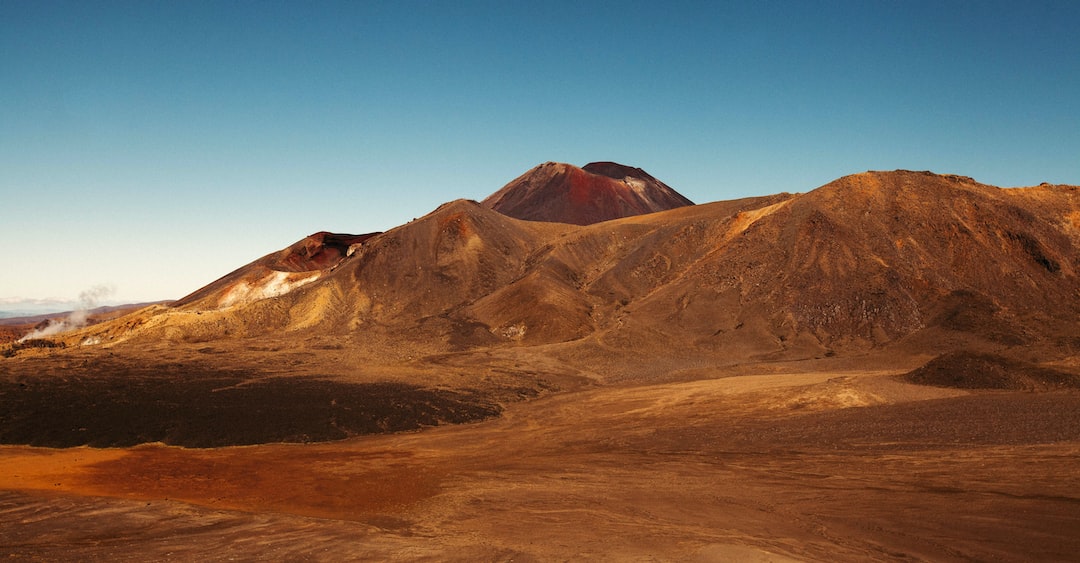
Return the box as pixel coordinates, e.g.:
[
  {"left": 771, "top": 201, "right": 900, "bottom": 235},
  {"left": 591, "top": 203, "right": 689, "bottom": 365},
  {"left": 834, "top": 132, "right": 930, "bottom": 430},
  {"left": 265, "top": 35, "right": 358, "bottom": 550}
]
[{"left": 2, "top": 0, "right": 1078, "bottom": 306}]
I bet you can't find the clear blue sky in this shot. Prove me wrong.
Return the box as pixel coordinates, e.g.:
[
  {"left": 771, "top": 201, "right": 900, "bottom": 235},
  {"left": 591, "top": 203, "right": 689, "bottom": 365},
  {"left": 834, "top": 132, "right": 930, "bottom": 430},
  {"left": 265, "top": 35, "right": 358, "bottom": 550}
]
[{"left": 3, "top": 0, "right": 1078, "bottom": 305}]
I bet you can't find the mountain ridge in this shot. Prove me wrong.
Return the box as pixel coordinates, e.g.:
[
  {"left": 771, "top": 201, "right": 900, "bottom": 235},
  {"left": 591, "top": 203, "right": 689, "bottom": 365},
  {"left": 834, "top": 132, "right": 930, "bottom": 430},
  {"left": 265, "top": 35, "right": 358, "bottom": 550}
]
[{"left": 17, "top": 167, "right": 1080, "bottom": 373}]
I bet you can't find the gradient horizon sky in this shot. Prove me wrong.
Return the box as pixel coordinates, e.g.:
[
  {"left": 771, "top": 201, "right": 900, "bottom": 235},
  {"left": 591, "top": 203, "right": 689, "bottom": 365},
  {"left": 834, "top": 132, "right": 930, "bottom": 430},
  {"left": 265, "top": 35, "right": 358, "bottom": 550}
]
[{"left": 3, "top": 1, "right": 1079, "bottom": 306}]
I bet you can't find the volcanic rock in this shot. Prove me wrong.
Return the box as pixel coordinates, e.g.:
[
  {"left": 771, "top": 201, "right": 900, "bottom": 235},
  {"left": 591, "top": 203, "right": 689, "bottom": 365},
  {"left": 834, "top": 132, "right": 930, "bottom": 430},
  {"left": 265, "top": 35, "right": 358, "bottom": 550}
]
[{"left": 482, "top": 161, "right": 694, "bottom": 225}]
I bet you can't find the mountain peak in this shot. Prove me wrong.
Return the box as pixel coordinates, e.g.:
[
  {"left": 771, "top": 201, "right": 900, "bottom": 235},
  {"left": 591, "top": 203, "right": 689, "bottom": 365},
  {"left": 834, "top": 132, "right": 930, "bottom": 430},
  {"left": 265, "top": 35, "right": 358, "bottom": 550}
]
[
  {"left": 482, "top": 161, "right": 693, "bottom": 226},
  {"left": 581, "top": 161, "right": 653, "bottom": 181}
]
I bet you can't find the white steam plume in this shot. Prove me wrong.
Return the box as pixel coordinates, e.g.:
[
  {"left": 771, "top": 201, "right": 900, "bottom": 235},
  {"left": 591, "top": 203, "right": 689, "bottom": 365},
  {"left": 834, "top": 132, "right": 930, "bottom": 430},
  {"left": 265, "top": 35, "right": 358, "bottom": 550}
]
[{"left": 17, "top": 284, "right": 116, "bottom": 342}]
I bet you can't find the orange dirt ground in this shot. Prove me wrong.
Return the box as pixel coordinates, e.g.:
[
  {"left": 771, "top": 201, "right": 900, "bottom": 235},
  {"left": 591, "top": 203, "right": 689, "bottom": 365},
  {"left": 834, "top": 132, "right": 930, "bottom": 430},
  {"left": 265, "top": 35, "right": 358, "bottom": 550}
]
[{"left": 2, "top": 363, "right": 1079, "bottom": 561}]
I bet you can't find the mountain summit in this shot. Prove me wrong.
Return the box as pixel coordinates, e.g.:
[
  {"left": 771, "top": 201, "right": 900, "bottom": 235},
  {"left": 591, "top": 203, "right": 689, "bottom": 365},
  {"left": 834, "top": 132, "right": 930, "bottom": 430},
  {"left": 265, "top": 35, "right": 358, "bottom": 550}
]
[{"left": 482, "top": 161, "right": 693, "bottom": 225}]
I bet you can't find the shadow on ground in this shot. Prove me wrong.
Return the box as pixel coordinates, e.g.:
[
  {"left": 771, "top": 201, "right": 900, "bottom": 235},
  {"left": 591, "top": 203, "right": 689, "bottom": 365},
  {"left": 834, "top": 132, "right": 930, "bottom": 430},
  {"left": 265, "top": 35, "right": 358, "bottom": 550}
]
[{"left": 0, "top": 364, "right": 499, "bottom": 448}]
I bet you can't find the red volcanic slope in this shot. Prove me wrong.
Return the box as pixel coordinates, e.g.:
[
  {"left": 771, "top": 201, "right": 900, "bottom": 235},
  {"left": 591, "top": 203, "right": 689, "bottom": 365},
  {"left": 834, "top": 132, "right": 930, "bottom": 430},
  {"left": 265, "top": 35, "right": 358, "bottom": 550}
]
[
  {"left": 171, "top": 231, "right": 378, "bottom": 307},
  {"left": 269, "top": 232, "right": 377, "bottom": 272},
  {"left": 482, "top": 161, "right": 694, "bottom": 225}
]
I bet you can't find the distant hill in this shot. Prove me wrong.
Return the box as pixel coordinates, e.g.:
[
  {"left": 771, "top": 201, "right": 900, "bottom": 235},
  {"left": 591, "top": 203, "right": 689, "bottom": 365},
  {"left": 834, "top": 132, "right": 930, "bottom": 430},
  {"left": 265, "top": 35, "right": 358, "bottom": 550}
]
[
  {"left": 0, "top": 299, "right": 80, "bottom": 319},
  {"left": 0, "top": 303, "right": 170, "bottom": 327},
  {"left": 0, "top": 302, "right": 170, "bottom": 344}
]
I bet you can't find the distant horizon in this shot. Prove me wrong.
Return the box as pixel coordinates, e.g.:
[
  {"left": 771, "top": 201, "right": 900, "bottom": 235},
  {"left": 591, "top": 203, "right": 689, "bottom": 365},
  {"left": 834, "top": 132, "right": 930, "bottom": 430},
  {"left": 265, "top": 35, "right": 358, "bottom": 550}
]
[
  {"left": 0, "top": 293, "right": 170, "bottom": 317},
  {"left": 4, "top": 1, "right": 1078, "bottom": 303}
]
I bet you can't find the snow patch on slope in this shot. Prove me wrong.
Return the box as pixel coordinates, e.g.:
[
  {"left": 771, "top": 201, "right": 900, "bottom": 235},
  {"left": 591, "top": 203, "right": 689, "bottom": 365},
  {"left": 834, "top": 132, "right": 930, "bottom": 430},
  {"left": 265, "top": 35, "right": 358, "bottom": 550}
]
[{"left": 218, "top": 271, "right": 321, "bottom": 308}]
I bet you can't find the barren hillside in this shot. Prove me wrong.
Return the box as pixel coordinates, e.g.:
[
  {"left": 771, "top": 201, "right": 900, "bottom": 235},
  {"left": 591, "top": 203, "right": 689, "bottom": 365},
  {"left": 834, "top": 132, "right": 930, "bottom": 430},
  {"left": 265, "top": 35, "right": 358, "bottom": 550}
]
[{"left": 39, "top": 168, "right": 1077, "bottom": 378}]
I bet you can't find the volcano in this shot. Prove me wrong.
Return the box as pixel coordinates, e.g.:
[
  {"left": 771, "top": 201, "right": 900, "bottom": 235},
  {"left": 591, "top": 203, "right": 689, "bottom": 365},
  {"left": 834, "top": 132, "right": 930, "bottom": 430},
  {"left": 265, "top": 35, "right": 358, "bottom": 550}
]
[
  {"left": 482, "top": 161, "right": 694, "bottom": 225},
  {"left": 58, "top": 168, "right": 1080, "bottom": 369}
]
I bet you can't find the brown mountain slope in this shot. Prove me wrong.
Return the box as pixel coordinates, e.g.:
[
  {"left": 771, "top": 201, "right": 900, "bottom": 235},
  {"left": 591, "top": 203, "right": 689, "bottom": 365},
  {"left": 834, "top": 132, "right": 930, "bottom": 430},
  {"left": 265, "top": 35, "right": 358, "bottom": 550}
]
[
  {"left": 172, "top": 232, "right": 378, "bottom": 309},
  {"left": 585, "top": 171, "right": 1080, "bottom": 365},
  {"left": 64, "top": 170, "right": 1080, "bottom": 370},
  {"left": 79, "top": 201, "right": 572, "bottom": 351},
  {"left": 482, "top": 161, "right": 694, "bottom": 225},
  {"left": 315, "top": 199, "right": 570, "bottom": 346}
]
